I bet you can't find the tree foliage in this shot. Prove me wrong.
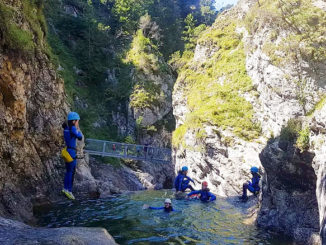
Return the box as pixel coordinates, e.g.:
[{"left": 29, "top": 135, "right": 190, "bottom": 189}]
[{"left": 43, "top": 0, "right": 217, "bottom": 140}]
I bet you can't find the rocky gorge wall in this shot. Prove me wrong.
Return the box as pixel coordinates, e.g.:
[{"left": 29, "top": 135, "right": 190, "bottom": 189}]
[
  {"left": 172, "top": 0, "right": 326, "bottom": 243},
  {"left": 0, "top": 0, "right": 68, "bottom": 221},
  {"left": 0, "top": 0, "right": 174, "bottom": 225},
  {"left": 2, "top": 0, "right": 326, "bottom": 244}
]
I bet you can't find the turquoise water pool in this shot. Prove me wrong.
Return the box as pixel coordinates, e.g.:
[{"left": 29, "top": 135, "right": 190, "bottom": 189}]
[{"left": 35, "top": 190, "right": 292, "bottom": 244}]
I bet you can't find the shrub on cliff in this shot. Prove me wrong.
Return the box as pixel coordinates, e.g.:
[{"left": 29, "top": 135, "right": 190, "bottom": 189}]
[
  {"left": 280, "top": 119, "right": 302, "bottom": 142},
  {"left": 172, "top": 19, "right": 261, "bottom": 148},
  {"left": 280, "top": 119, "right": 310, "bottom": 152},
  {"left": 0, "top": 2, "right": 35, "bottom": 53}
]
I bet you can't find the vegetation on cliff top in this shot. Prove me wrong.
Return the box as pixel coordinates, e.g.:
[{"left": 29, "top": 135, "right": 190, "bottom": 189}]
[
  {"left": 0, "top": 0, "right": 48, "bottom": 54},
  {"left": 172, "top": 17, "right": 261, "bottom": 148},
  {"left": 246, "top": 0, "right": 326, "bottom": 114},
  {"left": 126, "top": 18, "right": 168, "bottom": 110}
]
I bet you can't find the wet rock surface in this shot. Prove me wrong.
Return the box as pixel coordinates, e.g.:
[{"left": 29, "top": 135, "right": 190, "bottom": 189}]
[
  {"left": 0, "top": 217, "right": 117, "bottom": 245},
  {"left": 87, "top": 156, "right": 174, "bottom": 197},
  {"left": 258, "top": 138, "right": 320, "bottom": 244}
]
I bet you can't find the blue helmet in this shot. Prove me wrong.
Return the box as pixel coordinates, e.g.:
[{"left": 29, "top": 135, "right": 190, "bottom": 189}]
[
  {"left": 68, "top": 112, "right": 80, "bottom": 121},
  {"left": 250, "top": 166, "right": 259, "bottom": 173},
  {"left": 182, "top": 166, "right": 188, "bottom": 171}
]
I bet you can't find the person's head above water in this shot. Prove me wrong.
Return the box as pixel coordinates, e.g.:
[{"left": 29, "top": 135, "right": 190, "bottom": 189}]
[
  {"left": 164, "top": 198, "right": 173, "bottom": 211},
  {"left": 164, "top": 198, "right": 172, "bottom": 206},
  {"left": 202, "top": 181, "right": 210, "bottom": 191},
  {"left": 181, "top": 166, "right": 188, "bottom": 175}
]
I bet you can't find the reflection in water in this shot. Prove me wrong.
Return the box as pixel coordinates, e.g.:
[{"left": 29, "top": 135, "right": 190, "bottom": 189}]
[{"left": 35, "top": 190, "right": 292, "bottom": 244}]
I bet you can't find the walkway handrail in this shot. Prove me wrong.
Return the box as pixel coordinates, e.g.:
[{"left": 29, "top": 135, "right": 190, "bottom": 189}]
[{"left": 84, "top": 138, "right": 172, "bottom": 164}]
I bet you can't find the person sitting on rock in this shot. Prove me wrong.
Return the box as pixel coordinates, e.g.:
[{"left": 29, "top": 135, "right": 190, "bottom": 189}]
[
  {"left": 239, "top": 166, "right": 261, "bottom": 202},
  {"left": 174, "top": 166, "right": 195, "bottom": 192},
  {"left": 187, "top": 181, "right": 216, "bottom": 202},
  {"left": 143, "top": 198, "right": 176, "bottom": 212}
]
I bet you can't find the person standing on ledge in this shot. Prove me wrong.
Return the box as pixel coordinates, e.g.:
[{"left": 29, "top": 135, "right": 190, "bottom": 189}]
[{"left": 62, "top": 112, "right": 83, "bottom": 200}]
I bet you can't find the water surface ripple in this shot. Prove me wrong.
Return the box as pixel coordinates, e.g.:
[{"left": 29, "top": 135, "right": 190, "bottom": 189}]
[{"left": 35, "top": 190, "right": 292, "bottom": 245}]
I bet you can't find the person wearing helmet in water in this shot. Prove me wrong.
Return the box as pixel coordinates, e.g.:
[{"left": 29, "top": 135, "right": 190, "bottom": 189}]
[
  {"left": 187, "top": 181, "right": 216, "bottom": 202},
  {"left": 174, "top": 166, "right": 195, "bottom": 192},
  {"left": 61, "top": 112, "right": 83, "bottom": 200},
  {"left": 143, "top": 198, "right": 176, "bottom": 212},
  {"left": 239, "top": 166, "right": 261, "bottom": 202}
]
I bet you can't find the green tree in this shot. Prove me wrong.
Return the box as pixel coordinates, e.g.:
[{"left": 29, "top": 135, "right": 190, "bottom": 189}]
[
  {"left": 182, "top": 14, "right": 196, "bottom": 46},
  {"left": 113, "top": 0, "right": 154, "bottom": 33},
  {"left": 200, "top": 0, "right": 216, "bottom": 25},
  {"left": 182, "top": 14, "right": 206, "bottom": 50},
  {"left": 139, "top": 13, "right": 161, "bottom": 42}
]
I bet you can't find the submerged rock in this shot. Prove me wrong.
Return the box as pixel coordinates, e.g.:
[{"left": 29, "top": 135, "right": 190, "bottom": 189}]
[{"left": 0, "top": 217, "right": 117, "bottom": 245}]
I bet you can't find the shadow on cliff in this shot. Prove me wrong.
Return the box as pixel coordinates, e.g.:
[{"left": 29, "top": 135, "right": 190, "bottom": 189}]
[
  {"left": 256, "top": 128, "right": 320, "bottom": 243},
  {"left": 220, "top": 121, "right": 321, "bottom": 243}
]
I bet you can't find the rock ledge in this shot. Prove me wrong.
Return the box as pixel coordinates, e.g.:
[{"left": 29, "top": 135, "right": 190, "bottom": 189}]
[{"left": 0, "top": 217, "right": 117, "bottom": 245}]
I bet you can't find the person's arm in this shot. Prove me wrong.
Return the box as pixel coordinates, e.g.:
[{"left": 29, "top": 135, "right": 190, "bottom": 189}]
[
  {"left": 71, "top": 126, "right": 83, "bottom": 140},
  {"left": 208, "top": 192, "right": 216, "bottom": 201},
  {"left": 174, "top": 176, "right": 179, "bottom": 190},
  {"left": 187, "top": 176, "right": 195, "bottom": 184},
  {"left": 187, "top": 190, "right": 200, "bottom": 196},
  {"left": 149, "top": 207, "right": 164, "bottom": 210},
  {"left": 178, "top": 175, "right": 183, "bottom": 191}
]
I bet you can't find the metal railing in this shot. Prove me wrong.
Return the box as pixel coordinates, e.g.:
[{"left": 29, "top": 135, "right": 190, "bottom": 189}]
[{"left": 84, "top": 139, "right": 172, "bottom": 164}]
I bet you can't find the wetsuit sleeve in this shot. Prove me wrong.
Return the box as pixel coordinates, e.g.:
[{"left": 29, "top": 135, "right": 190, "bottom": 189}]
[
  {"left": 187, "top": 176, "right": 195, "bottom": 184},
  {"left": 71, "top": 126, "right": 83, "bottom": 140},
  {"left": 178, "top": 175, "right": 183, "bottom": 191},
  {"left": 149, "top": 207, "right": 164, "bottom": 210},
  {"left": 208, "top": 192, "right": 216, "bottom": 201},
  {"left": 187, "top": 190, "right": 200, "bottom": 196},
  {"left": 174, "top": 176, "right": 179, "bottom": 190}
]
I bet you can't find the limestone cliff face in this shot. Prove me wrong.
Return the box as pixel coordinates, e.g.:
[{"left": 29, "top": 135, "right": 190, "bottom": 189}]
[
  {"left": 172, "top": 0, "right": 326, "bottom": 243},
  {"left": 173, "top": 0, "right": 265, "bottom": 196},
  {"left": 111, "top": 27, "right": 176, "bottom": 187},
  {"left": 0, "top": 41, "right": 67, "bottom": 221},
  {"left": 311, "top": 105, "right": 326, "bottom": 244}
]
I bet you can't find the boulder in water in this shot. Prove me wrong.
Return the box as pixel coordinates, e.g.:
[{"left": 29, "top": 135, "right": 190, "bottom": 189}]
[{"left": 0, "top": 217, "right": 117, "bottom": 245}]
